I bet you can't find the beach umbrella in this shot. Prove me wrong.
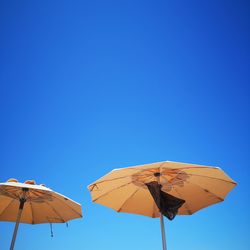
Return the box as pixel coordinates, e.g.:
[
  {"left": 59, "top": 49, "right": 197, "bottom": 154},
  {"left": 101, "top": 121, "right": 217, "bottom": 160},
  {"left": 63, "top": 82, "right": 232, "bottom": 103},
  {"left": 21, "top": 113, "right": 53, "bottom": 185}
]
[
  {"left": 0, "top": 179, "right": 82, "bottom": 250},
  {"left": 88, "top": 161, "right": 236, "bottom": 250}
]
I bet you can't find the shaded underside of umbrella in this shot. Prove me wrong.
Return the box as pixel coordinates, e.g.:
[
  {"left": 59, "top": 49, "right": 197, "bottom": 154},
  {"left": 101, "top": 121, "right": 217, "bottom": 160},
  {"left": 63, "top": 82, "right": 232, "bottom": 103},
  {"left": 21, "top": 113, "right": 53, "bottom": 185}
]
[
  {"left": 88, "top": 161, "right": 236, "bottom": 250},
  {"left": 88, "top": 161, "right": 236, "bottom": 218},
  {"left": 0, "top": 179, "right": 82, "bottom": 250},
  {"left": 0, "top": 181, "right": 82, "bottom": 224}
]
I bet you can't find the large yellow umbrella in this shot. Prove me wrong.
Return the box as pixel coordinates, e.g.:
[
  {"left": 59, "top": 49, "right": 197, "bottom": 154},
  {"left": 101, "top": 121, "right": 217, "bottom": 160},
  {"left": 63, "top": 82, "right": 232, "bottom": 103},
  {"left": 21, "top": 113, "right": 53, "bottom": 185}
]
[
  {"left": 88, "top": 161, "right": 236, "bottom": 250},
  {"left": 0, "top": 179, "right": 82, "bottom": 250}
]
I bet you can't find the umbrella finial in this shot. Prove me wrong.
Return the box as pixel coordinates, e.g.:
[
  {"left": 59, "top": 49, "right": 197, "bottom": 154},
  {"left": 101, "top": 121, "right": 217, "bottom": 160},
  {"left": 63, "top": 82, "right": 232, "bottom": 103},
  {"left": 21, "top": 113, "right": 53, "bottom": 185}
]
[
  {"left": 154, "top": 172, "right": 161, "bottom": 177},
  {"left": 24, "top": 180, "right": 36, "bottom": 185},
  {"left": 7, "top": 178, "right": 18, "bottom": 183}
]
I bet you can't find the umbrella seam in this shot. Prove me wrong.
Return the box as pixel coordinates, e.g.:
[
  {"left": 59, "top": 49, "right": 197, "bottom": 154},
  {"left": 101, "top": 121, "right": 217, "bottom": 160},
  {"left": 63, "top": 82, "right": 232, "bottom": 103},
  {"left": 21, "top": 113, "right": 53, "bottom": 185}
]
[
  {"left": 52, "top": 191, "right": 81, "bottom": 206},
  {"left": 117, "top": 187, "right": 140, "bottom": 212},
  {"left": 0, "top": 186, "right": 21, "bottom": 199},
  {"left": 92, "top": 181, "right": 133, "bottom": 202},
  {"left": 88, "top": 175, "right": 132, "bottom": 188},
  {"left": 171, "top": 187, "right": 192, "bottom": 215},
  {"left": 181, "top": 173, "right": 236, "bottom": 184},
  {"left": 164, "top": 166, "right": 217, "bottom": 170},
  {"left": 185, "top": 180, "right": 224, "bottom": 201},
  {"left": 25, "top": 189, "right": 52, "bottom": 202},
  {"left": 53, "top": 194, "right": 82, "bottom": 218},
  {"left": 30, "top": 201, "right": 35, "bottom": 224},
  {"left": 159, "top": 163, "right": 166, "bottom": 172},
  {"left": 0, "top": 198, "right": 16, "bottom": 217},
  {"left": 90, "top": 165, "right": 164, "bottom": 187},
  {"left": 44, "top": 200, "right": 66, "bottom": 223}
]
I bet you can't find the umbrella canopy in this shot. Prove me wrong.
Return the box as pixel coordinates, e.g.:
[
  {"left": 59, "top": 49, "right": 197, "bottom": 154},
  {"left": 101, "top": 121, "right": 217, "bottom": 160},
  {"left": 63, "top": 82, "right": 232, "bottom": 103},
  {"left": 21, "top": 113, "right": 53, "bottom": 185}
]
[
  {"left": 88, "top": 161, "right": 236, "bottom": 217},
  {"left": 0, "top": 178, "right": 82, "bottom": 250},
  {"left": 88, "top": 161, "right": 236, "bottom": 250},
  {"left": 0, "top": 179, "right": 82, "bottom": 224}
]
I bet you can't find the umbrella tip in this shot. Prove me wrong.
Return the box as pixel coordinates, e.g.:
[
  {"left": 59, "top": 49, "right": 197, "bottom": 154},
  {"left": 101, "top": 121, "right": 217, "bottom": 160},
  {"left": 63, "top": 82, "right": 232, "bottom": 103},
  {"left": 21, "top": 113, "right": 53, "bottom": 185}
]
[
  {"left": 7, "top": 178, "right": 18, "bottom": 183},
  {"left": 24, "top": 180, "right": 36, "bottom": 185}
]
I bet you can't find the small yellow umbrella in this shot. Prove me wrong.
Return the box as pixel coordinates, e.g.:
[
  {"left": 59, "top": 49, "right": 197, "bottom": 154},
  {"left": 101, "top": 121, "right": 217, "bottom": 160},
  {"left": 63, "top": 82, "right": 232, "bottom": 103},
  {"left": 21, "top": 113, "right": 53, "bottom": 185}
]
[
  {"left": 0, "top": 179, "right": 82, "bottom": 250},
  {"left": 88, "top": 161, "right": 236, "bottom": 250}
]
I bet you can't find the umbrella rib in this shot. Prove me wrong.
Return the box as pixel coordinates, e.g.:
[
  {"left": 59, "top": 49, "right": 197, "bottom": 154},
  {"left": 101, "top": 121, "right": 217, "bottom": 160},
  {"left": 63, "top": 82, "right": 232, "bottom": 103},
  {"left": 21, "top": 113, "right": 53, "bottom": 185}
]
[
  {"left": 160, "top": 166, "right": 236, "bottom": 184},
  {"left": 52, "top": 194, "right": 82, "bottom": 218},
  {"left": 185, "top": 173, "right": 236, "bottom": 184},
  {"left": 30, "top": 189, "right": 47, "bottom": 196},
  {"left": 91, "top": 170, "right": 160, "bottom": 187},
  {"left": 161, "top": 175, "right": 169, "bottom": 184},
  {"left": 92, "top": 181, "right": 133, "bottom": 202},
  {"left": 30, "top": 201, "right": 35, "bottom": 224},
  {"left": 90, "top": 176, "right": 134, "bottom": 188},
  {"left": 158, "top": 163, "right": 166, "bottom": 171},
  {"left": 117, "top": 187, "right": 140, "bottom": 212},
  {"left": 0, "top": 187, "right": 19, "bottom": 199},
  {"left": 0, "top": 198, "right": 16, "bottom": 217},
  {"left": 25, "top": 189, "right": 51, "bottom": 202},
  {"left": 31, "top": 189, "right": 51, "bottom": 197},
  {"left": 44, "top": 200, "right": 66, "bottom": 223},
  {"left": 163, "top": 166, "right": 217, "bottom": 171},
  {"left": 185, "top": 180, "right": 224, "bottom": 201}
]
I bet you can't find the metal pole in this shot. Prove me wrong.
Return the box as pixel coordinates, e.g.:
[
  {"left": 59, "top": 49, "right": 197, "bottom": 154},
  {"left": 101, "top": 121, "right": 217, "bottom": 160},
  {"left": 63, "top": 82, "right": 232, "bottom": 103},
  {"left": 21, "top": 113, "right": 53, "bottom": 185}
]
[
  {"left": 10, "top": 188, "right": 28, "bottom": 250},
  {"left": 10, "top": 199, "right": 25, "bottom": 250},
  {"left": 154, "top": 172, "right": 167, "bottom": 250},
  {"left": 160, "top": 212, "right": 167, "bottom": 250}
]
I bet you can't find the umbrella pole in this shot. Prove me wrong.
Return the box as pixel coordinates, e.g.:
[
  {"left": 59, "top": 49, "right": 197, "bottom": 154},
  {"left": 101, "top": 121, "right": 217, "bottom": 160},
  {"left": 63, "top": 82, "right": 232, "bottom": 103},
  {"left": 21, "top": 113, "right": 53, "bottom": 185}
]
[
  {"left": 160, "top": 213, "right": 167, "bottom": 250},
  {"left": 10, "top": 198, "right": 26, "bottom": 250}
]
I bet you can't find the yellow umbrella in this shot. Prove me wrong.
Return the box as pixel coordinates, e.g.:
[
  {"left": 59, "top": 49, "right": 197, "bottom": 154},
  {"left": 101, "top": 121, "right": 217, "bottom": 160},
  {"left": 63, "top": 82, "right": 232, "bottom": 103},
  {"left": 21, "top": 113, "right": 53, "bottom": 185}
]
[
  {"left": 88, "top": 161, "right": 236, "bottom": 250},
  {"left": 0, "top": 178, "right": 82, "bottom": 250}
]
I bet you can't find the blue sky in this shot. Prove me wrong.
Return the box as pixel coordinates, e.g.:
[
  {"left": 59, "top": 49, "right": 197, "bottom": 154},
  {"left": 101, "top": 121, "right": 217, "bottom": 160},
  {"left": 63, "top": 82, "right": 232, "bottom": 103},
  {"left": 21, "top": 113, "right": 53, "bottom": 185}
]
[{"left": 0, "top": 0, "right": 249, "bottom": 249}]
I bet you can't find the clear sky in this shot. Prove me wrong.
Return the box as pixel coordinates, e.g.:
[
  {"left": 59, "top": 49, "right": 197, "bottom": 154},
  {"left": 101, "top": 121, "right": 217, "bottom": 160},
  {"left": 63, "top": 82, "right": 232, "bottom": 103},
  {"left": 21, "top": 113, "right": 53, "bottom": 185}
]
[{"left": 0, "top": 0, "right": 249, "bottom": 250}]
